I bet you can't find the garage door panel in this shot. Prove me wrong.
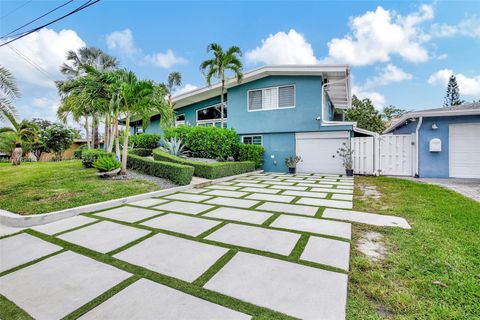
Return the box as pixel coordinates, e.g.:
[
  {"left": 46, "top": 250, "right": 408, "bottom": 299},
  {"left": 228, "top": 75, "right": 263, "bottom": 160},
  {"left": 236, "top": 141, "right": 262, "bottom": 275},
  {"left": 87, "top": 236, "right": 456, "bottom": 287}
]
[{"left": 449, "top": 123, "right": 480, "bottom": 178}]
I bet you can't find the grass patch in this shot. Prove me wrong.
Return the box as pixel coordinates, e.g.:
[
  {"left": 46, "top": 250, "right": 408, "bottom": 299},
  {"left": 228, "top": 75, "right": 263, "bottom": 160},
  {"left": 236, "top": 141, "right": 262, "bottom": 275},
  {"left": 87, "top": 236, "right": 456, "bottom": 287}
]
[
  {"left": 347, "top": 176, "right": 480, "bottom": 319},
  {"left": 0, "top": 160, "right": 159, "bottom": 215}
]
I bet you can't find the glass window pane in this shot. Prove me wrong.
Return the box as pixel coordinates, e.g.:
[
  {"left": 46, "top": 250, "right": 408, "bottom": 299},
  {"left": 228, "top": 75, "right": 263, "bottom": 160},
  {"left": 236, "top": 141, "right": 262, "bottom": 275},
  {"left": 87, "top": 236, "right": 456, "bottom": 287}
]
[
  {"left": 243, "top": 136, "right": 253, "bottom": 144},
  {"left": 176, "top": 114, "right": 185, "bottom": 121},
  {"left": 197, "top": 104, "right": 224, "bottom": 121},
  {"left": 279, "top": 85, "right": 294, "bottom": 108},
  {"left": 252, "top": 136, "right": 262, "bottom": 145},
  {"left": 262, "top": 88, "right": 278, "bottom": 109},
  {"left": 249, "top": 90, "right": 262, "bottom": 110}
]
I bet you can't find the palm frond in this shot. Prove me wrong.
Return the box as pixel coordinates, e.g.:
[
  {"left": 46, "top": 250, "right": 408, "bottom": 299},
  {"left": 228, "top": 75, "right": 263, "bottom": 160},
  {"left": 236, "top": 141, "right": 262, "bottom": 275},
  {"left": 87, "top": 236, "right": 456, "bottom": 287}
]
[{"left": 0, "top": 65, "right": 20, "bottom": 99}]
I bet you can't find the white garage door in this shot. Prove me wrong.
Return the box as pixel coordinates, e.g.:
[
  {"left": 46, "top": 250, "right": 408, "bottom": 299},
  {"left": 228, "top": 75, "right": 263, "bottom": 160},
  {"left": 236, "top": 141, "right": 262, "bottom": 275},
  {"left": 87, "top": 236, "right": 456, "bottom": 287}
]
[
  {"left": 449, "top": 123, "right": 480, "bottom": 178},
  {"left": 295, "top": 132, "right": 349, "bottom": 174}
]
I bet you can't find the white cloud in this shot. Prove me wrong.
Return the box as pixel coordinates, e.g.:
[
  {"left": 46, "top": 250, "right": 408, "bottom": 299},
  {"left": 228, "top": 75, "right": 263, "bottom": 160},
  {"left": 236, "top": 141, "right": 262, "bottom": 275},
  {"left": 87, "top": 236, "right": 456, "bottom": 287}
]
[
  {"left": 436, "top": 53, "right": 448, "bottom": 60},
  {"left": 0, "top": 28, "right": 86, "bottom": 121},
  {"left": 174, "top": 83, "right": 198, "bottom": 95},
  {"left": 324, "top": 5, "right": 433, "bottom": 66},
  {"left": 428, "top": 69, "right": 480, "bottom": 97},
  {"left": 365, "top": 64, "right": 412, "bottom": 88},
  {"left": 106, "top": 28, "right": 138, "bottom": 55},
  {"left": 145, "top": 49, "right": 188, "bottom": 69},
  {"left": 246, "top": 29, "right": 318, "bottom": 64},
  {"left": 430, "top": 16, "right": 480, "bottom": 39},
  {"left": 352, "top": 85, "right": 386, "bottom": 109}
]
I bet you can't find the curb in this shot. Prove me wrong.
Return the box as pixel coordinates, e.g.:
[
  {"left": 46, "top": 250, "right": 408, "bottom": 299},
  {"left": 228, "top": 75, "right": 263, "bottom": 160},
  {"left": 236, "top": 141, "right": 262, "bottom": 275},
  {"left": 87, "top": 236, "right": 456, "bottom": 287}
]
[{"left": 0, "top": 170, "right": 263, "bottom": 228}]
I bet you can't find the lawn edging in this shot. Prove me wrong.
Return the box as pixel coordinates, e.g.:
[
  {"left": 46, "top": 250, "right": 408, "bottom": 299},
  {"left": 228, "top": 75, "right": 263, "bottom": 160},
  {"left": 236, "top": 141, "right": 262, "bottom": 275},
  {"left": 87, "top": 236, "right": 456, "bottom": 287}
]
[{"left": 0, "top": 170, "right": 263, "bottom": 228}]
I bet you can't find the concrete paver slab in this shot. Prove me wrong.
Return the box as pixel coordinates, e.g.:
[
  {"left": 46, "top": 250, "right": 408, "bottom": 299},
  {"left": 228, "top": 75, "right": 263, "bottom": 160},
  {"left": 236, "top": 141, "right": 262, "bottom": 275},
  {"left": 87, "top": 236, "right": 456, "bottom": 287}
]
[
  {"left": 79, "top": 278, "right": 250, "bottom": 320},
  {"left": 337, "top": 185, "right": 354, "bottom": 189},
  {"left": 204, "top": 190, "right": 248, "bottom": 198},
  {"left": 58, "top": 221, "right": 150, "bottom": 253},
  {"left": 310, "top": 187, "right": 353, "bottom": 194},
  {"left": 239, "top": 187, "right": 279, "bottom": 194},
  {"left": 154, "top": 201, "right": 213, "bottom": 215},
  {"left": 94, "top": 206, "right": 162, "bottom": 223},
  {"left": 206, "top": 197, "right": 259, "bottom": 209},
  {"left": 297, "top": 197, "right": 353, "bottom": 209},
  {"left": 203, "top": 207, "right": 272, "bottom": 225},
  {"left": 331, "top": 194, "right": 354, "bottom": 201},
  {"left": 0, "top": 251, "right": 130, "bottom": 320},
  {"left": 282, "top": 190, "right": 328, "bottom": 198},
  {"left": 270, "top": 185, "right": 307, "bottom": 191},
  {"left": 235, "top": 182, "right": 271, "bottom": 188},
  {"left": 32, "top": 216, "right": 97, "bottom": 235},
  {"left": 205, "top": 185, "right": 241, "bottom": 191},
  {"left": 323, "top": 208, "right": 411, "bottom": 229},
  {"left": 165, "top": 193, "right": 213, "bottom": 202},
  {"left": 206, "top": 224, "right": 300, "bottom": 256},
  {"left": 260, "top": 181, "right": 294, "bottom": 186},
  {"left": 301, "top": 236, "right": 350, "bottom": 271},
  {"left": 141, "top": 213, "right": 221, "bottom": 236},
  {"left": 128, "top": 198, "right": 169, "bottom": 207},
  {"left": 183, "top": 188, "right": 209, "bottom": 194},
  {"left": 234, "top": 179, "right": 260, "bottom": 183},
  {"left": 257, "top": 202, "right": 318, "bottom": 216},
  {"left": 114, "top": 233, "right": 228, "bottom": 282},
  {"left": 0, "top": 233, "right": 62, "bottom": 272},
  {"left": 270, "top": 215, "right": 352, "bottom": 239},
  {"left": 204, "top": 252, "right": 348, "bottom": 320},
  {"left": 246, "top": 193, "right": 295, "bottom": 203},
  {"left": 296, "top": 183, "right": 333, "bottom": 188}
]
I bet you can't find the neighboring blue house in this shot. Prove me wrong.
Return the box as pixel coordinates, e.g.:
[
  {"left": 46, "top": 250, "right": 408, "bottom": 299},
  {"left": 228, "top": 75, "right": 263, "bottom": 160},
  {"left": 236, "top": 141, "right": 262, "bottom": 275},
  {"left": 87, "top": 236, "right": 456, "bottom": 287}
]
[
  {"left": 384, "top": 103, "right": 480, "bottom": 178},
  {"left": 138, "top": 65, "right": 373, "bottom": 173}
]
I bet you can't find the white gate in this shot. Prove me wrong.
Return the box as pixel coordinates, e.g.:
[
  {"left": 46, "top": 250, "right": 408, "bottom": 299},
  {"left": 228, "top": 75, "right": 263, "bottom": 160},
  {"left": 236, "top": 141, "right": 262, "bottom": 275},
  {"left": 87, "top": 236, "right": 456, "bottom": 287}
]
[
  {"left": 379, "top": 134, "right": 414, "bottom": 176},
  {"left": 352, "top": 137, "right": 375, "bottom": 175}
]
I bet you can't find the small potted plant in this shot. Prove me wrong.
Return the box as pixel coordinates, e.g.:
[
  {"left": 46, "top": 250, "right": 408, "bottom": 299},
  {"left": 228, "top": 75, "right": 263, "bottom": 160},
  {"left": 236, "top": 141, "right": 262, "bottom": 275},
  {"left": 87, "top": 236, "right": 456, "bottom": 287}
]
[
  {"left": 336, "top": 142, "right": 354, "bottom": 176},
  {"left": 285, "top": 156, "right": 301, "bottom": 174}
]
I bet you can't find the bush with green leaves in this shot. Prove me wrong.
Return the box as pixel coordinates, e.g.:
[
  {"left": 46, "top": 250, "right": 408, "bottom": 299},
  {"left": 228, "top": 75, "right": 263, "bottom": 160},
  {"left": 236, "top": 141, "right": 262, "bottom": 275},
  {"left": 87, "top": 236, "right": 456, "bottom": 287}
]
[
  {"left": 129, "top": 148, "right": 152, "bottom": 157},
  {"left": 93, "top": 155, "right": 121, "bottom": 172},
  {"left": 128, "top": 133, "right": 161, "bottom": 149},
  {"left": 81, "top": 149, "right": 113, "bottom": 168},
  {"left": 237, "top": 144, "right": 265, "bottom": 168},
  {"left": 40, "top": 123, "right": 77, "bottom": 161},
  {"left": 127, "top": 153, "right": 194, "bottom": 185},
  {"left": 163, "top": 126, "right": 239, "bottom": 160},
  {"left": 73, "top": 145, "right": 88, "bottom": 159},
  {"left": 153, "top": 149, "right": 255, "bottom": 179}
]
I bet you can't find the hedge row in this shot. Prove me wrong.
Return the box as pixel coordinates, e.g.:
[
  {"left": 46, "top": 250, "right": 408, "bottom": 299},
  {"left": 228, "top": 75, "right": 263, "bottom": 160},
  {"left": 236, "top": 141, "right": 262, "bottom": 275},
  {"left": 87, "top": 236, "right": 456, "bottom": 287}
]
[
  {"left": 129, "top": 133, "right": 161, "bottom": 149},
  {"left": 237, "top": 144, "right": 265, "bottom": 168},
  {"left": 81, "top": 149, "right": 113, "bottom": 168},
  {"left": 126, "top": 153, "right": 194, "bottom": 185},
  {"left": 129, "top": 148, "right": 152, "bottom": 157},
  {"left": 152, "top": 149, "right": 255, "bottom": 179}
]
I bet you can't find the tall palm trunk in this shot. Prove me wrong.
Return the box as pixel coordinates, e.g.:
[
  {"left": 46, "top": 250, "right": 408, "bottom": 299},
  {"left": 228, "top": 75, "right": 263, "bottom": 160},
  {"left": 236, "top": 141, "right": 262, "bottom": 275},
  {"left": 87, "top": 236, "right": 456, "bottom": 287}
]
[
  {"left": 114, "top": 117, "right": 120, "bottom": 161},
  {"left": 93, "top": 115, "right": 99, "bottom": 149},
  {"left": 104, "top": 114, "right": 109, "bottom": 152},
  {"left": 120, "top": 116, "right": 129, "bottom": 174},
  {"left": 220, "top": 79, "right": 225, "bottom": 128},
  {"left": 84, "top": 116, "right": 90, "bottom": 149}
]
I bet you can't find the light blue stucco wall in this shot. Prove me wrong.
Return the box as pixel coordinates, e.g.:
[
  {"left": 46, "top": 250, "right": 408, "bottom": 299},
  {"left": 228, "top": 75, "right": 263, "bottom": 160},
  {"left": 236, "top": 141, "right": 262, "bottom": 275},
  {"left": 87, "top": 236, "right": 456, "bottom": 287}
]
[
  {"left": 255, "top": 133, "right": 296, "bottom": 172},
  {"left": 390, "top": 120, "right": 417, "bottom": 134}
]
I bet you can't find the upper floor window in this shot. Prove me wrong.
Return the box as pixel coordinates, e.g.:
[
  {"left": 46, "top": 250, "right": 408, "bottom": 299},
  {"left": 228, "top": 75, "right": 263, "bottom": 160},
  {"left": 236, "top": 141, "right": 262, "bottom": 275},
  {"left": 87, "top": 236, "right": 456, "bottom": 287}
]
[
  {"left": 196, "top": 103, "right": 227, "bottom": 127},
  {"left": 248, "top": 85, "right": 295, "bottom": 111},
  {"left": 175, "top": 114, "right": 185, "bottom": 127}
]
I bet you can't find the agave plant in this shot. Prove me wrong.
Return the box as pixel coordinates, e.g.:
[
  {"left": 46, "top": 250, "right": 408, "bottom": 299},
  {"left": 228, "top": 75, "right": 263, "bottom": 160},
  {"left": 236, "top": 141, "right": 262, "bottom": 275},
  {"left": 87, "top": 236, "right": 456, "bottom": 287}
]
[
  {"left": 93, "top": 155, "right": 121, "bottom": 172},
  {"left": 161, "top": 137, "right": 187, "bottom": 156}
]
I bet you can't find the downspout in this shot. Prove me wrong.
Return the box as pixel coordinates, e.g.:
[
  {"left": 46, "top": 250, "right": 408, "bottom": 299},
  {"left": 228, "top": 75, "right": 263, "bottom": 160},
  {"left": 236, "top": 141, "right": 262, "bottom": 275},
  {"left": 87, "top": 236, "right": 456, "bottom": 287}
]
[{"left": 415, "top": 116, "right": 423, "bottom": 177}]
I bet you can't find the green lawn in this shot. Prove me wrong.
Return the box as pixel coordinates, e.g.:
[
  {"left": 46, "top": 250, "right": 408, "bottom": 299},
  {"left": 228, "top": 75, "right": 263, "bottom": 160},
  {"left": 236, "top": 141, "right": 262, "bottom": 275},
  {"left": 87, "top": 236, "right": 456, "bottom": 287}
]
[
  {"left": 0, "top": 161, "right": 159, "bottom": 215},
  {"left": 347, "top": 176, "right": 480, "bottom": 319}
]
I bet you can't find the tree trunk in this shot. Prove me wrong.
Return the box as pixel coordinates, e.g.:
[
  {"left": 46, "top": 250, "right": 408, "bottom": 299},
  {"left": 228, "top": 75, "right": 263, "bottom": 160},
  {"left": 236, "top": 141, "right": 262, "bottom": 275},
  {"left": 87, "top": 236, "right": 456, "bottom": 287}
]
[
  {"left": 11, "top": 145, "right": 22, "bottom": 165},
  {"left": 93, "top": 115, "right": 99, "bottom": 149},
  {"left": 220, "top": 79, "right": 225, "bottom": 128},
  {"left": 114, "top": 117, "right": 120, "bottom": 161},
  {"left": 107, "top": 115, "right": 114, "bottom": 153},
  {"left": 85, "top": 116, "right": 90, "bottom": 149},
  {"left": 104, "top": 115, "right": 109, "bottom": 152},
  {"left": 120, "top": 116, "right": 129, "bottom": 175}
]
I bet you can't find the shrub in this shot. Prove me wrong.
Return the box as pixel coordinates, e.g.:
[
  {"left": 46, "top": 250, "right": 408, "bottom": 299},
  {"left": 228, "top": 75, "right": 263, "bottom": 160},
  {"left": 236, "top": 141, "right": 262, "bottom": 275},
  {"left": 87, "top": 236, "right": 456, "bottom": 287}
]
[
  {"left": 127, "top": 153, "right": 194, "bottom": 185},
  {"left": 81, "top": 149, "right": 113, "bottom": 168},
  {"left": 153, "top": 149, "right": 255, "bottom": 179},
  {"left": 237, "top": 144, "right": 265, "bottom": 168},
  {"left": 73, "top": 145, "right": 88, "bottom": 159},
  {"left": 129, "top": 133, "right": 161, "bottom": 149},
  {"left": 93, "top": 155, "right": 121, "bottom": 172},
  {"left": 129, "top": 148, "right": 152, "bottom": 157},
  {"left": 163, "top": 126, "right": 239, "bottom": 160}
]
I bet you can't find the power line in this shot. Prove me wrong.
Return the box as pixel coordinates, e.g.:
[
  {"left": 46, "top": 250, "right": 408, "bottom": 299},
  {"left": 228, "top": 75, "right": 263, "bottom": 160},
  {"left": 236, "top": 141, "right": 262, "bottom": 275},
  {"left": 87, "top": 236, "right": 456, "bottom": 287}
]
[
  {"left": 7, "top": 44, "right": 57, "bottom": 82},
  {"left": 2, "top": 0, "right": 76, "bottom": 39},
  {"left": 1, "top": 0, "right": 33, "bottom": 19},
  {"left": 0, "top": 0, "right": 100, "bottom": 48}
]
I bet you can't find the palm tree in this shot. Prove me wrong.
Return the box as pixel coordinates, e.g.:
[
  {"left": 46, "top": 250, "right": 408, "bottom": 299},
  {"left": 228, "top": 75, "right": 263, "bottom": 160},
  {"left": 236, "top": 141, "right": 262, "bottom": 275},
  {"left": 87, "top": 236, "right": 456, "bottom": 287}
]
[
  {"left": 0, "top": 65, "right": 20, "bottom": 122},
  {"left": 166, "top": 71, "right": 182, "bottom": 106},
  {"left": 199, "top": 43, "right": 243, "bottom": 128},
  {"left": 59, "top": 47, "right": 119, "bottom": 149},
  {"left": 0, "top": 111, "right": 39, "bottom": 165},
  {"left": 110, "top": 69, "right": 172, "bottom": 174}
]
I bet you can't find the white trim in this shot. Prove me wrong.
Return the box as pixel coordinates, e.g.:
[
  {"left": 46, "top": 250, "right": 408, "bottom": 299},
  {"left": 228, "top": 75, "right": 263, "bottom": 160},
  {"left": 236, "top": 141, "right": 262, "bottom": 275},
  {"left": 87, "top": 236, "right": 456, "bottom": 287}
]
[
  {"left": 384, "top": 107, "right": 480, "bottom": 133},
  {"left": 247, "top": 84, "right": 296, "bottom": 112},
  {"left": 242, "top": 135, "right": 263, "bottom": 146},
  {"left": 195, "top": 102, "right": 228, "bottom": 124},
  {"left": 414, "top": 116, "right": 423, "bottom": 177},
  {"left": 175, "top": 113, "right": 186, "bottom": 127}
]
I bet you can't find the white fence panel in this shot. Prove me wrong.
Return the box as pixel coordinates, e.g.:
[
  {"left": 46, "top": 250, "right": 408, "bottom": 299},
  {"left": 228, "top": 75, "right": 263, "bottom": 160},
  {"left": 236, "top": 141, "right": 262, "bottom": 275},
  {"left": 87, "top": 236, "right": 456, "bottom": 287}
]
[
  {"left": 379, "top": 135, "right": 414, "bottom": 176},
  {"left": 352, "top": 137, "right": 375, "bottom": 175}
]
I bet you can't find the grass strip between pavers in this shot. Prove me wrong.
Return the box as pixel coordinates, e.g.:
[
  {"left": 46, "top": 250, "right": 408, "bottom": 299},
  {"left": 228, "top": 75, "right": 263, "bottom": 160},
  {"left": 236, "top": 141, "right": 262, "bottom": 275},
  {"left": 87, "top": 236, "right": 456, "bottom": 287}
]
[{"left": 0, "top": 294, "right": 33, "bottom": 320}]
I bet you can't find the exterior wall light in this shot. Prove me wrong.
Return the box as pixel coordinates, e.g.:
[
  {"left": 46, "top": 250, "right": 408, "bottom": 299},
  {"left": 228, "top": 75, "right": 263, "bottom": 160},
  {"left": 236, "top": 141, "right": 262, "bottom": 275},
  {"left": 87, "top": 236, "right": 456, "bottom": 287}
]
[{"left": 432, "top": 123, "right": 438, "bottom": 130}]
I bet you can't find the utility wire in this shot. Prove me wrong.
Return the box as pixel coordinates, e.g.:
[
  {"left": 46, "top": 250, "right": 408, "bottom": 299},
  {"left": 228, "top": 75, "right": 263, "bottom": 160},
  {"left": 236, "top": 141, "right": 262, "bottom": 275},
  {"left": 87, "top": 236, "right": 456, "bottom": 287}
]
[
  {"left": 0, "top": 0, "right": 100, "bottom": 48},
  {"left": 7, "top": 44, "right": 57, "bottom": 82},
  {"left": 2, "top": 0, "right": 76, "bottom": 39},
  {"left": 1, "top": 0, "right": 33, "bottom": 19}
]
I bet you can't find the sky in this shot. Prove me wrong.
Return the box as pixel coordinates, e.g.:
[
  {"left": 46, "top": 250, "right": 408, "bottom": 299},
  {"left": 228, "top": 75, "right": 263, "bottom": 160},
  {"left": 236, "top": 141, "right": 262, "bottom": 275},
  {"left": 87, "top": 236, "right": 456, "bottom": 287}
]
[{"left": 1, "top": 0, "right": 479, "bottom": 124}]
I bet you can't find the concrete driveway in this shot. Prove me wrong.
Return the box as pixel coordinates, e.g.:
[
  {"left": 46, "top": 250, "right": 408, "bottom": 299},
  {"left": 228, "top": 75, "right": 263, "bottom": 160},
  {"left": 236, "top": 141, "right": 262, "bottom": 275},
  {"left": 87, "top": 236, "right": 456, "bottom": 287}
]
[
  {"left": 409, "top": 178, "right": 480, "bottom": 202},
  {"left": 0, "top": 172, "right": 407, "bottom": 319}
]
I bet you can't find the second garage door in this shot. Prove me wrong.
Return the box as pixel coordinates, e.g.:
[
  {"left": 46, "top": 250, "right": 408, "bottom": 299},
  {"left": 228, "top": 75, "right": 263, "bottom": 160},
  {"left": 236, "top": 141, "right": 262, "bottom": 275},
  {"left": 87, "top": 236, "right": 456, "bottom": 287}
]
[
  {"left": 295, "top": 131, "right": 349, "bottom": 174},
  {"left": 449, "top": 123, "right": 480, "bottom": 178}
]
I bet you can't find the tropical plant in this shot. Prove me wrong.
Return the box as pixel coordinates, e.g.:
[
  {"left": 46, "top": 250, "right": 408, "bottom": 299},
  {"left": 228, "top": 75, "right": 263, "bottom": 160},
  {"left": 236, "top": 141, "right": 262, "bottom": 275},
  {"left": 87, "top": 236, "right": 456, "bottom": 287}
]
[
  {"left": 0, "top": 131, "right": 16, "bottom": 156},
  {"left": 382, "top": 105, "right": 407, "bottom": 122},
  {"left": 336, "top": 142, "right": 354, "bottom": 170},
  {"left": 1, "top": 65, "right": 20, "bottom": 122},
  {"left": 0, "top": 112, "right": 39, "bottom": 164},
  {"left": 200, "top": 43, "right": 243, "bottom": 128},
  {"left": 93, "top": 154, "right": 121, "bottom": 172},
  {"left": 109, "top": 69, "right": 173, "bottom": 174},
  {"left": 160, "top": 137, "right": 187, "bottom": 156},
  {"left": 345, "top": 95, "right": 385, "bottom": 133},
  {"left": 285, "top": 156, "right": 302, "bottom": 169},
  {"left": 166, "top": 71, "right": 182, "bottom": 105},
  {"left": 40, "top": 123, "right": 76, "bottom": 161}
]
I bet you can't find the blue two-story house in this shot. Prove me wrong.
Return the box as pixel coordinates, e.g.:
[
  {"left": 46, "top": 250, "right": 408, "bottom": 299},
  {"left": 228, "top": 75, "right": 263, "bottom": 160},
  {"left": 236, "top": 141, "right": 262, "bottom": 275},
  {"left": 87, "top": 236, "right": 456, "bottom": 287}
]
[{"left": 139, "top": 65, "right": 371, "bottom": 173}]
